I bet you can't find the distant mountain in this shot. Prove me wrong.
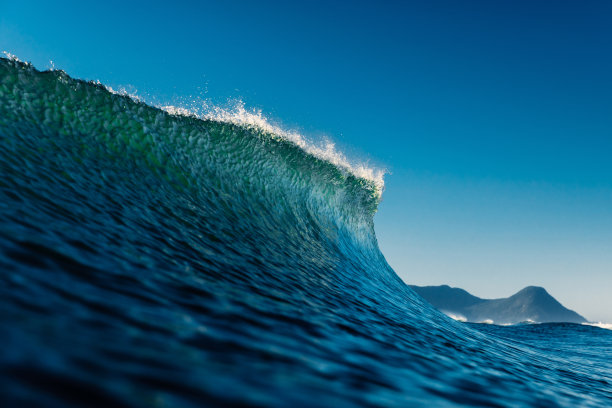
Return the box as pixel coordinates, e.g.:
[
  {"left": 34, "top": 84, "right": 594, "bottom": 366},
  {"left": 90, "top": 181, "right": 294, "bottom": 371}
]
[{"left": 410, "top": 285, "right": 587, "bottom": 324}]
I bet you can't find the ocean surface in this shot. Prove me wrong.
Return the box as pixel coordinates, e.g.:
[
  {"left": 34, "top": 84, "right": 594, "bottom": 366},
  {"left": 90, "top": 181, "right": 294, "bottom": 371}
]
[{"left": 1, "top": 57, "right": 611, "bottom": 407}]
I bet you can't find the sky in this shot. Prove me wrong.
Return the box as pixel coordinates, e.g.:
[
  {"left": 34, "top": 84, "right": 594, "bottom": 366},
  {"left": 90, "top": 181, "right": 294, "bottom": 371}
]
[{"left": 1, "top": 0, "right": 611, "bottom": 322}]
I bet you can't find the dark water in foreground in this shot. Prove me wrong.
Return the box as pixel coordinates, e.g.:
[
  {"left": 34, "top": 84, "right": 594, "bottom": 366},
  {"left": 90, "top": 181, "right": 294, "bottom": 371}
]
[{"left": 1, "top": 58, "right": 611, "bottom": 407}]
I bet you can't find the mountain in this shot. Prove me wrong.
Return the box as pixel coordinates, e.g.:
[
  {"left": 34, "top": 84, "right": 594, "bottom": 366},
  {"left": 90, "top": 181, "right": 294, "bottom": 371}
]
[{"left": 409, "top": 285, "right": 587, "bottom": 324}]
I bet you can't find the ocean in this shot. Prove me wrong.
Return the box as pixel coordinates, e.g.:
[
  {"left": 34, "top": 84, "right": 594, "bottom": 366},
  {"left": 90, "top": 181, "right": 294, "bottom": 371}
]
[{"left": 1, "top": 57, "right": 610, "bottom": 407}]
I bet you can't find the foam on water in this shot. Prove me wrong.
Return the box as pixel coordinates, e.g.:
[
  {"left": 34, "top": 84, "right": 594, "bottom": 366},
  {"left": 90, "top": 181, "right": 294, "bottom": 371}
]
[
  {"left": 443, "top": 312, "right": 468, "bottom": 322},
  {"left": 161, "top": 100, "right": 386, "bottom": 194},
  {"left": 584, "top": 322, "right": 612, "bottom": 331}
]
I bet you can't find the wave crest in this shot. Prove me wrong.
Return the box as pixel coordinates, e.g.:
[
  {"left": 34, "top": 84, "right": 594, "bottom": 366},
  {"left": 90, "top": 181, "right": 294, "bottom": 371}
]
[{"left": 161, "top": 100, "right": 386, "bottom": 194}]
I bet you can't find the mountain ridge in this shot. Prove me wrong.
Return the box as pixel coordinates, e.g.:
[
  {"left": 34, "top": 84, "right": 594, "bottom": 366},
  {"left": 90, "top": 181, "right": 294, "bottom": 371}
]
[{"left": 410, "top": 285, "right": 587, "bottom": 324}]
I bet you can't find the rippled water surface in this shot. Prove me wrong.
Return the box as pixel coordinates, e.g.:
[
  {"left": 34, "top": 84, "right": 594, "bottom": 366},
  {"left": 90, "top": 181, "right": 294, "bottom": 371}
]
[{"left": 1, "top": 58, "right": 611, "bottom": 407}]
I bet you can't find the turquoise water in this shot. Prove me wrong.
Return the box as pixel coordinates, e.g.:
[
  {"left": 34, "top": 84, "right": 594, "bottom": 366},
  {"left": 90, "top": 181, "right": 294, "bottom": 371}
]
[{"left": 0, "top": 58, "right": 610, "bottom": 407}]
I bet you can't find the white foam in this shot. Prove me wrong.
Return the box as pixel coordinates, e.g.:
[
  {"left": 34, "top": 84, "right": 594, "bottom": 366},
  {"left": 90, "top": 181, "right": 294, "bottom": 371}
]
[
  {"left": 583, "top": 322, "right": 612, "bottom": 331},
  {"left": 443, "top": 312, "right": 467, "bottom": 322},
  {"left": 161, "top": 100, "right": 386, "bottom": 194},
  {"left": 104, "top": 85, "right": 143, "bottom": 103}
]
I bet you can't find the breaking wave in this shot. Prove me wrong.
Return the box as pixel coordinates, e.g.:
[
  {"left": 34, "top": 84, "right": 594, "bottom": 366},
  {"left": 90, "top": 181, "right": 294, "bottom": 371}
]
[{"left": 1, "top": 57, "right": 611, "bottom": 407}]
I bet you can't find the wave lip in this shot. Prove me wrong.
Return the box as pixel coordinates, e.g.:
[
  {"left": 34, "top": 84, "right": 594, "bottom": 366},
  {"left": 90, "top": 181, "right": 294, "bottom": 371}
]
[
  {"left": 0, "top": 56, "right": 384, "bottom": 224},
  {"left": 161, "top": 101, "right": 386, "bottom": 195}
]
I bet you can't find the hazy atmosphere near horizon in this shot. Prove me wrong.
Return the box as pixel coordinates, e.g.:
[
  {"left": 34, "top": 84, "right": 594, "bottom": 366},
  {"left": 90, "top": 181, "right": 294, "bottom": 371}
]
[{"left": 2, "top": 1, "right": 611, "bottom": 322}]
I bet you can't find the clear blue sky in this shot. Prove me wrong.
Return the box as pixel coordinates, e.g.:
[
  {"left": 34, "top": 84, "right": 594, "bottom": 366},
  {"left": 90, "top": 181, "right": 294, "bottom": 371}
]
[{"left": 2, "top": 1, "right": 611, "bottom": 322}]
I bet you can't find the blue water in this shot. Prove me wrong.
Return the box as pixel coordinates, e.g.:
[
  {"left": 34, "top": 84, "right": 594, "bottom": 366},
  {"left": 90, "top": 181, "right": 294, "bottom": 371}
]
[{"left": 0, "top": 57, "right": 610, "bottom": 407}]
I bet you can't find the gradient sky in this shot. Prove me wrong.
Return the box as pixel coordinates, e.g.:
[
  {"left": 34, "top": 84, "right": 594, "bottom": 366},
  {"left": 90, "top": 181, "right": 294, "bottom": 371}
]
[{"left": 2, "top": 1, "right": 611, "bottom": 322}]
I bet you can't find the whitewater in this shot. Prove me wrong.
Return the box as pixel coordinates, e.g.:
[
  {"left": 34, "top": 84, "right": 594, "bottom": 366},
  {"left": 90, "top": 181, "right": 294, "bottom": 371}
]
[{"left": 0, "top": 57, "right": 610, "bottom": 407}]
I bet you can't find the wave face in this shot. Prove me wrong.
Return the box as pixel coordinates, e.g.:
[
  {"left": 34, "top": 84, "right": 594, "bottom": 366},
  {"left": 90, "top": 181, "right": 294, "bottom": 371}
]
[{"left": 1, "top": 58, "right": 611, "bottom": 407}]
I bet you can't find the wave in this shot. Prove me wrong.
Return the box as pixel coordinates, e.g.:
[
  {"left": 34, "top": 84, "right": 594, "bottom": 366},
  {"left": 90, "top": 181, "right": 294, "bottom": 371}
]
[
  {"left": 1, "top": 56, "right": 611, "bottom": 407},
  {"left": 160, "top": 100, "right": 386, "bottom": 193}
]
